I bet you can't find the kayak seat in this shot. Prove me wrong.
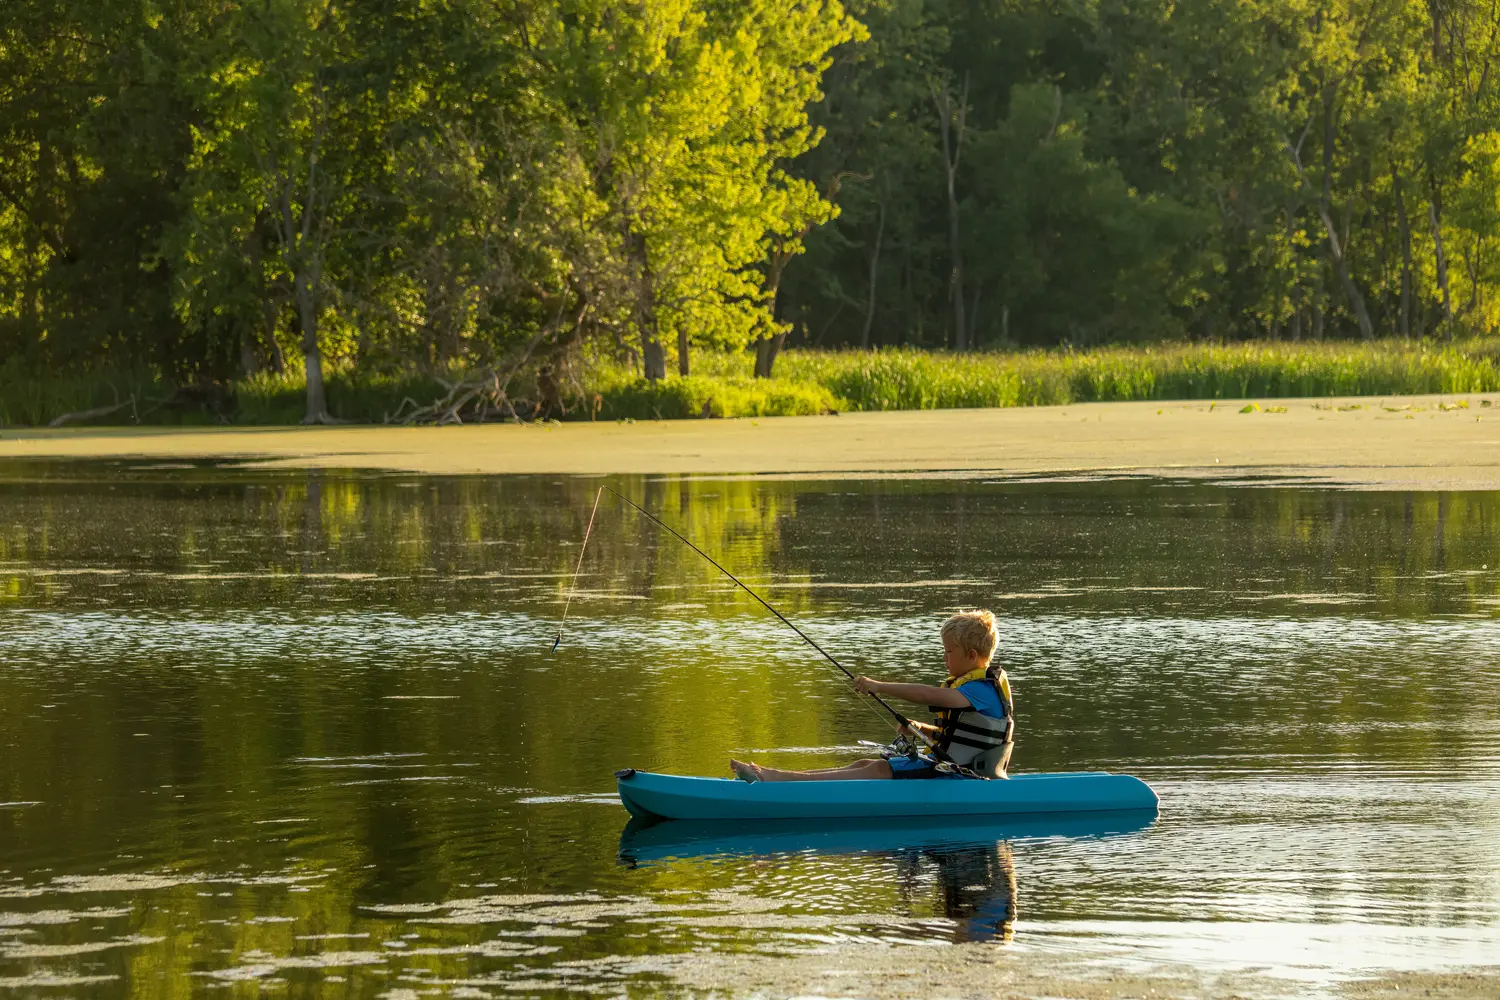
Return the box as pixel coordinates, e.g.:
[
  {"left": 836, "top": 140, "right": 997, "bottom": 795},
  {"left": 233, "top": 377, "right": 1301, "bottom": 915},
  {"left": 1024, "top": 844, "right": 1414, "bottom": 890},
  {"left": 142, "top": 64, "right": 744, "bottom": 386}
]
[{"left": 971, "top": 743, "right": 1014, "bottom": 779}]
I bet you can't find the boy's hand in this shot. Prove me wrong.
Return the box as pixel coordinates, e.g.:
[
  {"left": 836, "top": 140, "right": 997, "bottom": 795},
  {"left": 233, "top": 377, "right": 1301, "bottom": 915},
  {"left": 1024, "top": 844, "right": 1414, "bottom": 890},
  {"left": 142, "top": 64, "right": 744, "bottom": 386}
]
[
  {"left": 854, "top": 676, "right": 884, "bottom": 696},
  {"left": 898, "top": 721, "right": 937, "bottom": 749}
]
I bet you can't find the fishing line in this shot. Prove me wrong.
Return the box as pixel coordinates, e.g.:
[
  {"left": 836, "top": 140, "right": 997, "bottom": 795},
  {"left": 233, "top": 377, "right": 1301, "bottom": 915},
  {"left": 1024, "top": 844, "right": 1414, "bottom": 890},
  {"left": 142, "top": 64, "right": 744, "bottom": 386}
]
[
  {"left": 591, "top": 486, "right": 912, "bottom": 735},
  {"left": 553, "top": 485, "right": 604, "bottom": 653}
]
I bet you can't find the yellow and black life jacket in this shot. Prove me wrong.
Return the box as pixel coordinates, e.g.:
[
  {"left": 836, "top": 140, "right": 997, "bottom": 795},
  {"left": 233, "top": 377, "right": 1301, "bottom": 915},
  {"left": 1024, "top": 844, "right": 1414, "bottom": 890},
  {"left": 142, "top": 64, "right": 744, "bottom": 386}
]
[{"left": 930, "top": 666, "right": 1014, "bottom": 772}]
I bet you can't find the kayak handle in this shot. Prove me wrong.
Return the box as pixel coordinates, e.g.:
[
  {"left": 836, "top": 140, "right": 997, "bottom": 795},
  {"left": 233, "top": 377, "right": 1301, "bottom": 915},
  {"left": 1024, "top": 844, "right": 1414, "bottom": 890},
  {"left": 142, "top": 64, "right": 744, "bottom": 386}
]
[{"left": 615, "top": 768, "right": 637, "bottom": 780}]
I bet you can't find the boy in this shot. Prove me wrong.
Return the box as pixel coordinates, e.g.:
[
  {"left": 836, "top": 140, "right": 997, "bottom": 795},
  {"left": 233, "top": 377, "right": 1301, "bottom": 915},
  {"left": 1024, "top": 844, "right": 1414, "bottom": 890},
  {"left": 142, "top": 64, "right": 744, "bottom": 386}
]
[{"left": 729, "top": 610, "right": 1014, "bottom": 782}]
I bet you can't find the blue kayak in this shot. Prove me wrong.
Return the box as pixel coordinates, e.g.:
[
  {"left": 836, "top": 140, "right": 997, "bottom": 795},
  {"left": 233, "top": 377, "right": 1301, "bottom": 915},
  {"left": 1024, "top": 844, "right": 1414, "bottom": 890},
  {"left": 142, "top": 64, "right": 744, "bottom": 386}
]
[{"left": 615, "top": 768, "right": 1159, "bottom": 822}]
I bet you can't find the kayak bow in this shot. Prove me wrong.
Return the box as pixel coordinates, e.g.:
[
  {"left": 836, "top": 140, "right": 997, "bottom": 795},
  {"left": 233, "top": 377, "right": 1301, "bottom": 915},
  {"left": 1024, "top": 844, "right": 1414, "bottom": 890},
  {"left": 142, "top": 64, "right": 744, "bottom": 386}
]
[{"left": 614, "top": 768, "right": 1158, "bottom": 822}]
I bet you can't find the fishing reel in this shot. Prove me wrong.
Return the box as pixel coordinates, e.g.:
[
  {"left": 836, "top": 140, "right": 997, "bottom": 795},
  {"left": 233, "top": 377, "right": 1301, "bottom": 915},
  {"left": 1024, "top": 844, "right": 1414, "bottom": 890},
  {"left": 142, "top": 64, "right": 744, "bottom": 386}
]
[{"left": 857, "top": 734, "right": 922, "bottom": 760}]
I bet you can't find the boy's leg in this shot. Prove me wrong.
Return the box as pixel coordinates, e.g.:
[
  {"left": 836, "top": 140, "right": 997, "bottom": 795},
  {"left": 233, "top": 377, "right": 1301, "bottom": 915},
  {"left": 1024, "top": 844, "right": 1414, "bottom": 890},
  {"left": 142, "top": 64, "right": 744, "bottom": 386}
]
[
  {"left": 729, "top": 757, "right": 897, "bottom": 782},
  {"left": 745, "top": 758, "right": 894, "bottom": 782},
  {"left": 780, "top": 761, "right": 882, "bottom": 779}
]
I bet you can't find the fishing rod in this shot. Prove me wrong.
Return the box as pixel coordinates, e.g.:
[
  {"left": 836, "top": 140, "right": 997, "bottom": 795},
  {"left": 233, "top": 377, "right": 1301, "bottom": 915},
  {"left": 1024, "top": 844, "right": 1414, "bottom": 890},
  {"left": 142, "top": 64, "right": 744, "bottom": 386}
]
[
  {"left": 553, "top": 486, "right": 603, "bottom": 652},
  {"left": 555, "top": 485, "right": 917, "bottom": 736}
]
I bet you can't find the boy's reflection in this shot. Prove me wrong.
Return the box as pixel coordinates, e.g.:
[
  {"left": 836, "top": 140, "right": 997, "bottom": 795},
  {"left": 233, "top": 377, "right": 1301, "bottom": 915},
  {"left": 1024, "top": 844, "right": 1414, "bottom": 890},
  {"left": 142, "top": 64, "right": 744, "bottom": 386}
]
[{"left": 897, "top": 841, "right": 1018, "bottom": 942}]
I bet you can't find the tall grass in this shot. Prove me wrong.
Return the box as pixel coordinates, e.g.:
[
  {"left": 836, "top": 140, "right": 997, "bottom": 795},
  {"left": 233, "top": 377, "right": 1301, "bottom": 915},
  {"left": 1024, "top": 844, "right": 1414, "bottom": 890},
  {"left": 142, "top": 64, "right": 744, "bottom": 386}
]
[
  {"left": 0, "top": 360, "right": 449, "bottom": 426},
  {"left": 237, "top": 364, "right": 844, "bottom": 421},
  {"left": 234, "top": 369, "right": 451, "bottom": 424},
  {"left": 776, "top": 341, "right": 1500, "bottom": 410},
  {"left": 588, "top": 366, "right": 841, "bottom": 419},
  {"left": 0, "top": 359, "right": 171, "bottom": 427},
  {"left": 4, "top": 340, "right": 1498, "bottom": 426}
]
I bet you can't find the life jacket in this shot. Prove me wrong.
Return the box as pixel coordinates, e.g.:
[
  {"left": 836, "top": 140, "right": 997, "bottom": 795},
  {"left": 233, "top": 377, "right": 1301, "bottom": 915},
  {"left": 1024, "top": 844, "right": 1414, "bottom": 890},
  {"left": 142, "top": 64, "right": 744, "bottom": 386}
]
[{"left": 930, "top": 665, "right": 1014, "bottom": 775}]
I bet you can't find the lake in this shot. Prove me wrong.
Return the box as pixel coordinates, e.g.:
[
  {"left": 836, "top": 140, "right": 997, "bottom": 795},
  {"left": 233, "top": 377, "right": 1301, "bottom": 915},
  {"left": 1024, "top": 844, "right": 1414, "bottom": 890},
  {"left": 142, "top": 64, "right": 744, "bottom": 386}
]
[{"left": 1, "top": 463, "right": 1498, "bottom": 997}]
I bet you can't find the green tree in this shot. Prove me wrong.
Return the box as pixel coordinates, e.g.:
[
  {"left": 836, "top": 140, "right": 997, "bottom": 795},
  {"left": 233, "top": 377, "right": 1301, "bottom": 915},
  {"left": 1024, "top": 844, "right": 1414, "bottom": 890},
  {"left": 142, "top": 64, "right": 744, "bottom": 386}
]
[
  {"left": 0, "top": 0, "right": 204, "bottom": 371},
  {"left": 173, "top": 0, "right": 364, "bottom": 422}
]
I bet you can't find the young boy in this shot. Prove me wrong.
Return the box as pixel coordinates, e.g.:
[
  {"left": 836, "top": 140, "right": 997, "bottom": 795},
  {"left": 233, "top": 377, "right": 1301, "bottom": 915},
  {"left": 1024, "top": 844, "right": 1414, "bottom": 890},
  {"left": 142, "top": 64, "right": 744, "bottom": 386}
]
[{"left": 729, "top": 610, "right": 1014, "bottom": 782}]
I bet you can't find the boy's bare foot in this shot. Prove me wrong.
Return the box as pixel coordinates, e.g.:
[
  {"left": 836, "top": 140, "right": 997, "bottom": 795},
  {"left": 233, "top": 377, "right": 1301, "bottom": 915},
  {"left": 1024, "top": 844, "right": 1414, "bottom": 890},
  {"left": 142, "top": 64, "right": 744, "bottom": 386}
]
[{"left": 729, "top": 759, "right": 761, "bottom": 783}]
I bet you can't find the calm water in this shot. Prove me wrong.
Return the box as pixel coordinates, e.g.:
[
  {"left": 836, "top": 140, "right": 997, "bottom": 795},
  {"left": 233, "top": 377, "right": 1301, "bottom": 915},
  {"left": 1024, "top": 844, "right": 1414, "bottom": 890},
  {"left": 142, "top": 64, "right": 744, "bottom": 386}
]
[{"left": 1, "top": 464, "right": 1498, "bottom": 996}]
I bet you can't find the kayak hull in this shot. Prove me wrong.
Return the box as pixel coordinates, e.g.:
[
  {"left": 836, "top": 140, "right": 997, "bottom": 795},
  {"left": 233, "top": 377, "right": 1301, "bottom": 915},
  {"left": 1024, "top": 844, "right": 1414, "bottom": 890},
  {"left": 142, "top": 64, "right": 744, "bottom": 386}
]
[{"left": 615, "top": 769, "right": 1159, "bottom": 822}]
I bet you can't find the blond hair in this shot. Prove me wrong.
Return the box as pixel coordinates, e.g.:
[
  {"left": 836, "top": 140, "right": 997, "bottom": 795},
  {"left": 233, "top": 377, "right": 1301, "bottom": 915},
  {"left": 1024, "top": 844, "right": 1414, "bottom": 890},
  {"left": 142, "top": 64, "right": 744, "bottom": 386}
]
[{"left": 941, "top": 609, "right": 997, "bottom": 665}]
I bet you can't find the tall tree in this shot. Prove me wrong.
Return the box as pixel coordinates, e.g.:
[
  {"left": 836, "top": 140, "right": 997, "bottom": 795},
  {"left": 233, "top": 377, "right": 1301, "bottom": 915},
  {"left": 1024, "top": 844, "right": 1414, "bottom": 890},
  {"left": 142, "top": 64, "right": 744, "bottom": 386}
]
[{"left": 174, "top": 0, "right": 360, "bottom": 422}]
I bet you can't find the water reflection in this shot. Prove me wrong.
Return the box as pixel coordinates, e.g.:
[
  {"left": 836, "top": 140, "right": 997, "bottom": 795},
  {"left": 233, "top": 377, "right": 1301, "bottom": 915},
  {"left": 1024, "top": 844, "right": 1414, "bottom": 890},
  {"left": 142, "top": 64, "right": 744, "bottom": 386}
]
[
  {"left": 1, "top": 462, "right": 1498, "bottom": 995},
  {"left": 908, "top": 842, "right": 1019, "bottom": 943},
  {"left": 2, "top": 461, "right": 1499, "bottom": 619},
  {"left": 620, "top": 811, "right": 1160, "bottom": 947},
  {"left": 617, "top": 810, "right": 1157, "bottom": 865}
]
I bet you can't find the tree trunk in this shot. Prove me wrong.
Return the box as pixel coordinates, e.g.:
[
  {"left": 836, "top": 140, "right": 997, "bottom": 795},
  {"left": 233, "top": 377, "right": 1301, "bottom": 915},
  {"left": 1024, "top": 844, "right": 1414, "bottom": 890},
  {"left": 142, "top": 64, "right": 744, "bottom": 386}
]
[
  {"left": 861, "top": 200, "right": 884, "bottom": 349},
  {"left": 1315, "top": 92, "right": 1375, "bottom": 340},
  {"left": 642, "top": 334, "right": 666, "bottom": 381},
  {"left": 968, "top": 283, "right": 983, "bottom": 348},
  {"left": 296, "top": 274, "right": 329, "bottom": 424},
  {"left": 677, "top": 324, "right": 689, "bottom": 377},
  {"left": 1463, "top": 241, "right": 1482, "bottom": 317},
  {"left": 1269, "top": 255, "right": 1283, "bottom": 340},
  {"left": 1428, "top": 176, "right": 1454, "bottom": 341},
  {"left": 1320, "top": 214, "right": 1374, "bottom": 340},
  {"left": 933, "top": 78, "right": 968, "bottom": 351},
  {"left": 1305, "top": 173, "right": 1373, "bottom": 338},
  {"left": 267, "top": 319, "right": 287, "bottom": 375},
  {"left": 903, "top": 252, "right": 914, "bottom": 347},
  {"left": 628, "top": 230, "right": 666, "bottom": 381},
  {"left": 754, "top": 238, "right": 796, "bottom": 378},
  {"left": 239, "top": 334, "right": 258, "bottom": 377},
  {"left": 1392, "top": 166, "right": 1414, "bottom": 338},
  {"left": 754, "top": 331, "right": 786, "bottom": 378},
  {"left": 271, "top": 161, "right": 330, "bottom": 421},
  {"left": 249, "top": 213, "right": 285, "bottom": 374}
]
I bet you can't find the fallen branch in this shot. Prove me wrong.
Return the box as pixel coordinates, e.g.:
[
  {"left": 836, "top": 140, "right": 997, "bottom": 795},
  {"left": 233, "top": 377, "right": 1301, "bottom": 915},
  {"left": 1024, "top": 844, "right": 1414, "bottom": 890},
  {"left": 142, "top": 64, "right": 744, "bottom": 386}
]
[
  {"left": 393, "top": 315, "right": 570, "bottom": 426},
  {"left": 48, "top": 396, "right": 137, "bottom": 428}
]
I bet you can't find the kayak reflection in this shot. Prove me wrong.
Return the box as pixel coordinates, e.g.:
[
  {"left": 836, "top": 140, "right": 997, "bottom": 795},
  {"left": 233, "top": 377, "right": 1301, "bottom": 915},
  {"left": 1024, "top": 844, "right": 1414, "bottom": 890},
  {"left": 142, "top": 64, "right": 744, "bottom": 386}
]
[
  {"left": 618, "top": 807, "right": 1156, "bottom": 864},
  {"left": 620, "top": 810, "right": 1154, "bottom": 944}
]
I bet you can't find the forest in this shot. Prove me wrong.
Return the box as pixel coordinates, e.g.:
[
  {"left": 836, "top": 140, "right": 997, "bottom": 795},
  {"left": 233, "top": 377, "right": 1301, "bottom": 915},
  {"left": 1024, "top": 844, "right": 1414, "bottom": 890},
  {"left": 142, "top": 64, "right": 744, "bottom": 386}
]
[{"left": 2, "top": 0, "right": 1498, "bottom": 422}]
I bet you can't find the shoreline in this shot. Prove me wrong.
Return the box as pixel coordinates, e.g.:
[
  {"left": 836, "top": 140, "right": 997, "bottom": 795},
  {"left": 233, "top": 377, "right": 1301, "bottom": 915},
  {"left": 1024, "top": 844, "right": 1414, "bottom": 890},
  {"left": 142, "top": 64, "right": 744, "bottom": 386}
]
[{"left": 2, "top": 392, "right": 1497, "bottom": 490}]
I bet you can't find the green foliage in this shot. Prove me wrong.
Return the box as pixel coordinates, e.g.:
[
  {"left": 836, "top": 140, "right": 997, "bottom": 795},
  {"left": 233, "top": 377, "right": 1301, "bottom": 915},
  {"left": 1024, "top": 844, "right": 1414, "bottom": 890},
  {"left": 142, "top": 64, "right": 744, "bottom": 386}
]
[
  {"left": 590, "top": 370, "right": 844, "bottom": 419},
  {"left": 0, "top": 1, "right": 210, "bottom": 371},
  {"left": 3, "top": 0, "right": 1500, "bottom": 396},
  {"left": 0, "top": 0, "right": 856, "bottom": 404},
  {"left": 781, "top": 0, "right": 1500, "bottom": 348}
]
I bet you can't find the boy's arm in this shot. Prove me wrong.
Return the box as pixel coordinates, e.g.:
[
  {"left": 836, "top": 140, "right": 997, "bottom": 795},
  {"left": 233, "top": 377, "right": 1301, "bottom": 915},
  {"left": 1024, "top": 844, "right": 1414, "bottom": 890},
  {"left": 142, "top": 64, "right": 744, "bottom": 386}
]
[{"left": 856, "top": 678, "right": 971, "bottom": 708}]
